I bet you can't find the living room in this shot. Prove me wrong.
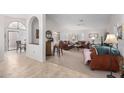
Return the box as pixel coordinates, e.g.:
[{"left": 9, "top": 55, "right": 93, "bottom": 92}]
[
  {"left": 45, "top": 14, "right": 124, "bottom": 78},
  {"left": 0, "top": 14, "right": 124, "bottom": 78},
  {"left": 2, "top": 1, "right": 124, "bottom": 93}
]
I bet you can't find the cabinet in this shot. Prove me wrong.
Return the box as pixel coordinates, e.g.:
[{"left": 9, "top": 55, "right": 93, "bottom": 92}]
[{"left": 46, "top": 41, "right": 52, "bottom": 56}]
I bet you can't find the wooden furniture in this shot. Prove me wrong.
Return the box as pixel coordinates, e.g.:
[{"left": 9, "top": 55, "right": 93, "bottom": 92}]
[
  {"left": 74, "top": 44, "right": 82, "bottom": 50},
  {"left": 53, "top": 41, "right": 63, "bottom": 57},
  {"left": 16, "top": 41, "right": 26, "bottom": 52},
  {"left": 21, "top": 43, "right": 26, "bottom": 52},
  {"left": 119, "top": 56, "right": 124, "bottom": 77},
  {"left": 46, "top": 41, "right": 52, "bottom": 56},
  {"left": 61, "top": 41, "right": 74, "bottom": 50},
  {"left": 89, "top": 47, "right": 120, "bottom": 72},
  {"left": 16, "top": 41, "right": 21, "bottom": 52},
  {"left": 76, "top": 41, "right": 91, "bottom": 49}
]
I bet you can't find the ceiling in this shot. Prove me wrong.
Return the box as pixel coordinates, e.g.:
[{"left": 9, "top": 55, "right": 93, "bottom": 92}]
[
  {"left": 46, "top": 14, "right": 112, "bottom": 31},
  {"left": 3, "top": 14, "right": 30, "bottom": 20}
]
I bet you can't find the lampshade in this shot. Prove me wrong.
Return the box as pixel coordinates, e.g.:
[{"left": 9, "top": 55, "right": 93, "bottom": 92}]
[
  {"left": 91, "top": 37, "right": 95, "bottom": 40},
  {"left": 104, "top": 34, "right": 118, "bottom": 44}
]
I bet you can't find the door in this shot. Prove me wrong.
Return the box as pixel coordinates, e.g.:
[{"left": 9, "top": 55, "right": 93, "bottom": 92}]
[{"left": 8, "top": 31, "right": 18, "bottom": 50}]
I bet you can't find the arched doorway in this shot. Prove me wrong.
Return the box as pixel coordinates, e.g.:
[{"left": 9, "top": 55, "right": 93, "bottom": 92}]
[{"left": 7, "top": 21, "right": 26, "bottom": 51}]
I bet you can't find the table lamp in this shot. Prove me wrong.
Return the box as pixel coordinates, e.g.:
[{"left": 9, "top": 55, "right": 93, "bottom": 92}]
[
  {"left": 91, "top": 36, "right": 95, "bottom": 44},
  {"left": 104, "top": 34, "right": 118, "bottom": 78}
]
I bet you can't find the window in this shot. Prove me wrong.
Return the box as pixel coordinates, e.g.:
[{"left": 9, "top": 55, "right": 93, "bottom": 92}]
[{"left": 8, "top": 21, "right": 26, "bottom": 30}]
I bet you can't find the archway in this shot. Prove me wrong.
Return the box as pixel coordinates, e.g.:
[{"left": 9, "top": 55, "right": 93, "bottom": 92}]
[
  {"left": 6, "top": 21, "right": 26, "bottom": 51},
  {"left": 29, "top": 16, "right": 39, "bottom": 45}
]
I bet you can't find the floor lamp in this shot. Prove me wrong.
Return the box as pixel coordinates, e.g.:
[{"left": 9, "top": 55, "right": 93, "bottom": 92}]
[{"left": 104, "top": 34, "right": 118, "bottom": 78}]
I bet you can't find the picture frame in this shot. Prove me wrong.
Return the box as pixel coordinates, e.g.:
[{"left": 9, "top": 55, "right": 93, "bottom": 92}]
[
  {"left": 117, "top": 25, "right": 122, "bottom": 39},
  {"left": 36, "top": 29, "right": 39, "bottom": 39},
  {"left": 89, "top": 33, "right": 98, "bottom": 38}
]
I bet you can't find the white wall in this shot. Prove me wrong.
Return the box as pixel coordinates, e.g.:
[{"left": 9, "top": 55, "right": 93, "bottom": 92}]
[
  {"left": 60, "top": 29, "right": 106, "bottom": 43},
  {"left": 46, "top": 18, "right": 106, "bottom": 44},
  {"left": 107, "top": 14, "right": 124, "bottom": 56},
  {"left": 0, "top": 15, "right": 45, "bottom": 62},
  {"left": 46, "top": 16, "right": 59, "bottom": 32},
  {"left": 26, "top": 14, "right": 45, "bottom": 62},
  {"left": 0, "top": 16, "right": 5, "bottom": 61},
  {"left": 46, "top": 16, "right": 60, "bottom": 44},
  {"left": 46, "top": 15, "right": 107, "bottom": 44}
]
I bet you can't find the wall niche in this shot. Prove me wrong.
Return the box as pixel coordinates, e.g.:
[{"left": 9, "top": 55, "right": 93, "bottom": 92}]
[{"left": 29, "top": 16, "right": 39, "bottom": 45}]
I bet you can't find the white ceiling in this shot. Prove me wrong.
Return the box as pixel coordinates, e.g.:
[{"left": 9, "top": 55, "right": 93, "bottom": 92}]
[
  {"left": 46, "top": 14, "right": 112, "bottom": 30},
  {"left": 3, "top": 14, "right": 30, "bottom": 20}
]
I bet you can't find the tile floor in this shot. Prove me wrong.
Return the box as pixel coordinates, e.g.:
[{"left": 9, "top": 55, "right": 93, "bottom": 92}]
[
  {"left": 0, "top": 51, "right": 89, "bottom": 78},
  {"left": 46, "top": 49, "right": 121, "bottom": 78},
  {"left": 0, "top": 49, "right": 121, "bottom": 78}
]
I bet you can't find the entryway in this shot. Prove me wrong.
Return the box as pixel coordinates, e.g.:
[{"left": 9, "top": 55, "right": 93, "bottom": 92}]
[
  {"left": 5, "top": 21, "right": 27, "bottom": 52},
  {"left": 8, "top": 31, "right": 18, "bottom": 51}
]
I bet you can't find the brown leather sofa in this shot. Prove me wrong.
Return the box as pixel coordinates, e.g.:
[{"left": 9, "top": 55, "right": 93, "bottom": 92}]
[
  {"left": 89, "top": 47, "right": 121, "bottom": 72},
  {"left": 61, "top": 41, "right": 91, "bottom": 50},
  {"left": 61, "top": 41, "right": 74, "bottom": 50},
  {"left": 75, "top": 41, "right": 91, "bottom": 49}
]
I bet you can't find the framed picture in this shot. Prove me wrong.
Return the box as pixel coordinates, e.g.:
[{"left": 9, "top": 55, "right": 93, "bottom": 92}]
[
  {"left": 89, "top": 33, "right": 98, "bottom": 38},
  {"left": 36, "top": 29, "right": 39, "bottom": 39},
  {"left": 117, "top": 25, "right": 122, "bottom": 39}
]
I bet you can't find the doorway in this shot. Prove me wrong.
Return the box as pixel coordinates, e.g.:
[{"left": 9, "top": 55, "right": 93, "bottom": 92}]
[{"left": 8, "top": 31, "right": 18, "bottom": 51}]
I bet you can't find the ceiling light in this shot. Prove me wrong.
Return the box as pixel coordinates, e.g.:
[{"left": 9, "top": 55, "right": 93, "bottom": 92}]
[{"left": 79, "top": 19, "right": 84, "bottom": 22}]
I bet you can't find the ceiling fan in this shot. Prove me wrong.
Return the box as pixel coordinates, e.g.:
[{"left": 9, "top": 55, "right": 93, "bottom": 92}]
[{"left": 77, "top": 19, "right": 85, "bottom": 26}]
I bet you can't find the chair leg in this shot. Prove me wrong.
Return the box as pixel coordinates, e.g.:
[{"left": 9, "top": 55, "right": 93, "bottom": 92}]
[
  {"left": 61, "top": 48, "right": 63, "bottom": 55},
  {"left": 57, "top": 48, "right": 58, "bottom": 56},
  {"left": 24, "top": 47, "right": 26, "bottom": 52},
  {"left": 57, "top": 48, "right": 60, "bottom": 57},
  {"left": 20, "top": 48, "right": 21, "bottom": 53},
  {"left": 53, "top": 46, "right": 55, "bottom": 56},
  {"left": 53, "top": 46, "right": 62, "bottom": 57}
]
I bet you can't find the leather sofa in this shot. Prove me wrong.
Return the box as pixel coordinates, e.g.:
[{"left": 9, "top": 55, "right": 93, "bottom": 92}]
[
  {"left": 61, "top": 41, "right": 74, "bottom": 50},
  {"left": 75, "top": 41, "right": 91, "bottom": 49},
  {"left": 62, "top": 41, "right": 91, "bottom": 50},
  {"left": 89, "top": 47, "right": 121, "bottom": 72}
]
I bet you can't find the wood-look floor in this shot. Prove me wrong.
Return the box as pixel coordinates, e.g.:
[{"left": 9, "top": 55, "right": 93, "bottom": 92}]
[{"left": 0, "top": 51, "right": 89, "bottom": 78}]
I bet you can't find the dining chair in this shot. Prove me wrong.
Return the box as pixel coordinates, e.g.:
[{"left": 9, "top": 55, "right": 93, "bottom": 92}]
[{"left": 16, "top": 41, "right": 21, "bottom": 52}]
